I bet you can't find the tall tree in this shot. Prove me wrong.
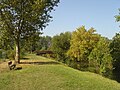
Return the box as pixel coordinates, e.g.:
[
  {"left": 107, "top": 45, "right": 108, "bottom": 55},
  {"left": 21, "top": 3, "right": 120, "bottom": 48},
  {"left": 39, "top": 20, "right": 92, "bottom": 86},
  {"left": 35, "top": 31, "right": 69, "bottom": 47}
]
[
  {"left": 67, "top": 26, "right": 100, "bottom": 70},
  {"left": 0, "top": 0, "right": 59, "bottom": 63},
  {"left": 110, "top": 33, "right": 120, "bottom": 82},
  {"left": 88, "top": 37, "right": 112, "bottom": 77},
  {"left": 111, "top": 9, "right": 120, "bottom": 81}
]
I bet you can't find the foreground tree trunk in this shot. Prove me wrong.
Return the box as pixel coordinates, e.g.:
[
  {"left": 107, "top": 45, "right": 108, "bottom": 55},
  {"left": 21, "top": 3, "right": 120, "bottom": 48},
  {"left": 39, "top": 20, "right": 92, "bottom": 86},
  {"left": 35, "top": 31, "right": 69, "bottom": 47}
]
[{"left": 15, "top": 39, "right": 20, "bottom": 64}]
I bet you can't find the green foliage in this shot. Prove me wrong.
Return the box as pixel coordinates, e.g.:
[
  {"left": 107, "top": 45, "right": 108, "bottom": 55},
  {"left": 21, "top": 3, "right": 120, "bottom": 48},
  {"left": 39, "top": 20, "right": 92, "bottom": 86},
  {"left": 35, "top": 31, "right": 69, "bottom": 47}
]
[
  {"left": 39, "top": 36, "right": 52, "bottom": 50},
  {"left": 21, "top": 32, "right": 41, "bottom": 53},
  {"left": 0, "top": 49, "right": 7, "bottom": 60},
  {"left": 0, "top": 0, "right": 60, "bottom": 37},
  {"left": 0, "top": 35, "right": 14, "bottom": 51},
  {"left": 51, "top": 32, "right": 71, "bottom": 63},
  {"left": 88, "top": 37, "right": 112, "bottom": 77},
  {"left": 4, "top": 49, "right": 25, "bottom": 60},
  {"left": 6, "top": 50, "right": 15, "bottom": 60},
  {"left": 67, "top": 26, "right": 100, "bottom": 70},
  {"left": 110, "top": 33, "right": 120, "bottom": 82},
  {"left": 115, "top": 9, "right": 120, "bottom": 22},
  {"left": 23, "top": 35, "right": 52, "bottom": 54}
]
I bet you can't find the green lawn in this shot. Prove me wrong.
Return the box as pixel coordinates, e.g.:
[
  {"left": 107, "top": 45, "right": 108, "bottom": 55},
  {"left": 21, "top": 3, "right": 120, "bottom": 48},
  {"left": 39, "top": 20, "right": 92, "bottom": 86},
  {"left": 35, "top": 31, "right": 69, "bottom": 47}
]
[{"left": 0, "top": 54, "right": 120, "bottom": 90}]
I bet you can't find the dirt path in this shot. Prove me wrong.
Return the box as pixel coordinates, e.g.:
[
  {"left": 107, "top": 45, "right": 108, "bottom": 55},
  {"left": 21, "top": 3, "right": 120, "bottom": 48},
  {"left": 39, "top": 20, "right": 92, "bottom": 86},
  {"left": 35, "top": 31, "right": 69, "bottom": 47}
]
[{"left": 0, "top": 61, "right": 8, "bottom": 73}]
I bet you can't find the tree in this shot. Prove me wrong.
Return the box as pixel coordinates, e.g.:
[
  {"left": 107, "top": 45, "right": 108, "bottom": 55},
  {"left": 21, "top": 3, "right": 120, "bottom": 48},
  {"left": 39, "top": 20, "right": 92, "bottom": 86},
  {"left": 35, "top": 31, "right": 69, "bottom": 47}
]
[
  {"left": 51, "top": 32, "right": 71, "bottom": 63},
  {"left": 115, "top": 9, "right": 120, "bottom": 28},
  {"left": 110, "top": 9, "right": 120, "bottom": 82},
  {"left": 67, "top": 26, "right": 100, "bottom": 70},
  {"left": 88, "top": 37, "right": 112, "bottom": 77},
  {"left": 0, "top": 0, "right": 59, "bottom": 63},
  {"left": 39, "top": 36, "right": 52, "bottom": 50},
  {"left": 115, "top": 9, "right": 120, "bottom": 22},
  {"left": 110, "top": 33, "right": 120, "bottom": 82}
]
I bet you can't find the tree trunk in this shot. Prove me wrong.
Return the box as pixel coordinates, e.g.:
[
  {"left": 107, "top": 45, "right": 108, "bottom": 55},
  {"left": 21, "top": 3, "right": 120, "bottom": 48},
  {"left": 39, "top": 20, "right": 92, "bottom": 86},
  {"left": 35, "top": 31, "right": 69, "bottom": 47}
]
[{"left": 15, "top": 40, "right": 20, "bottom": 64}]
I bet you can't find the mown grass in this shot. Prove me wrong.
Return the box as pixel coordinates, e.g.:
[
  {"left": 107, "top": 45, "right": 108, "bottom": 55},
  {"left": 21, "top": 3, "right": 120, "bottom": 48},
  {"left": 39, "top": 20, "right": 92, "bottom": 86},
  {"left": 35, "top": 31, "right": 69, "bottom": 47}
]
[{"left": 0, "top": 54, "right": 120, "bottom": 90}]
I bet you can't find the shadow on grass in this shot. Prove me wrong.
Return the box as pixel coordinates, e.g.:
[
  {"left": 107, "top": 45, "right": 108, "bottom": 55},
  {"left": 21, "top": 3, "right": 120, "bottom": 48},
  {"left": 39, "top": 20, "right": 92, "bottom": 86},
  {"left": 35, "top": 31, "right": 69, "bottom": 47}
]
[
  {"left": 20, "top": 61, "right": 60, "bottom": 65},
  {"left": 21, "top": 58, "right": 30, "bottom": 60},
  {"left": 15, "top": 67, "right": 22, "bottom": 70}
]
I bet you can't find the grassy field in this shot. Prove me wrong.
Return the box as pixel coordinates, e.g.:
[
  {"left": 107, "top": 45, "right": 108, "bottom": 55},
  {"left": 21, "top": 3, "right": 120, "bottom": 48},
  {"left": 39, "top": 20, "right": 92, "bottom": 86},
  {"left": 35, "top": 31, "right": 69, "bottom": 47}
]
[{"left": 0, "top": 54, "right": 120, "bottom": 90}]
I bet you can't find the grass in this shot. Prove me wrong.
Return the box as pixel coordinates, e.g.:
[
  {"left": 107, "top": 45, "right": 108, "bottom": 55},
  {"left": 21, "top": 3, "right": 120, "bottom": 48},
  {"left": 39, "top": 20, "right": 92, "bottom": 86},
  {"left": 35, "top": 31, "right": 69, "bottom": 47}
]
[{"left": 0, "top": 54, "right": 120, "bottom": 90}]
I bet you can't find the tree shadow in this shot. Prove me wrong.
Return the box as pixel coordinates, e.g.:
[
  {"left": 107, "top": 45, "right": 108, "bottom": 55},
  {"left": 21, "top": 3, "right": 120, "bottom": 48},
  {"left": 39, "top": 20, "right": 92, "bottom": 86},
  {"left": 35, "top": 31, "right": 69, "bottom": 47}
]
[
  {"left": 21, "top": 58, "right": 30, "bottom": 60},
  {"left": 19, "top": 61, "right": 60, "bottom": 65},
  {"left": 15, "top": 67, "right": 22, "bottom": 70}
]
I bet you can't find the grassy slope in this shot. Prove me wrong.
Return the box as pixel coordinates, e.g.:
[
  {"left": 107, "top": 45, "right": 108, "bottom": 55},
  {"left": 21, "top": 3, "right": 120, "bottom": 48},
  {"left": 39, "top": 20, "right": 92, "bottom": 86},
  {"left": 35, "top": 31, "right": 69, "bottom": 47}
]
[{"left": 0, "top": 54, "right": 120, "bottom": 90}]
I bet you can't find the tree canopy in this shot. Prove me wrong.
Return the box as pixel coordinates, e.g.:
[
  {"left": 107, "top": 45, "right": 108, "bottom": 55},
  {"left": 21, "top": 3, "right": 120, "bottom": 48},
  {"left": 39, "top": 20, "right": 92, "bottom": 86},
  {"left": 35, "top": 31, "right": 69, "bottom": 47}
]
[
  {"left": 110, "top": 33, "right": 120, "bottom": 82},
  {"left": 51, "top": 32, "right": 71, "bottom": 62},
  {"left": 89, "top": 37, "right": 112, "bottom": 76},
  {"left": 115, "top": 9, "right": 120, "bottom": 22},
  {"left": 67, "top": 26, "right": 100, "bottom": 70}
]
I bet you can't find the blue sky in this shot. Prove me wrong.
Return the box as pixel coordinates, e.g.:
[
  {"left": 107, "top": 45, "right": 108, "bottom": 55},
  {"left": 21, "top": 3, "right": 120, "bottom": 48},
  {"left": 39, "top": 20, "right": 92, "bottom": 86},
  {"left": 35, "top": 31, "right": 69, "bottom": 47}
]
[{"left": 43, "top": 0, "right": 120, "bottom": 39}]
